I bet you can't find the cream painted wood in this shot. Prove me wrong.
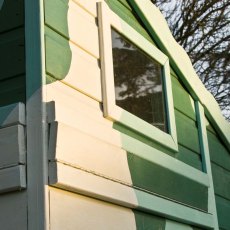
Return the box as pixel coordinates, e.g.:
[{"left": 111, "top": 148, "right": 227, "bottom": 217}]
[
  {"left": 49, "top": 161, "right": 138, "bottom": 208},
  {"left": 48, "top": 122, "right": 133, "bottom": 185},
  {"left": 0, "top": 103, "right": 25, "bottom": 127},
  {"left": 49, "top": 188, "right": 137, "bottom": 230},
  {"left": 72, "top": 0, "right": 97, "bottom": 17},
  {"left": 0, "top": 125, "right": 26, "bottom": 168},
  {"left": 49, "top": 163, "right": 213, "bottom": 228},
  {"left": 0, "top": 165, "right": 26, "bottom": 193},
  {"left": 98, "top": 2, "right": 178, "bottom": 152},
  {"left": 165, "top": 220, "right": 193, "bottom": 230},
  {"left": 46, "top": 81, "right": 208, "bottom": 187},
  {"left": 128, "top": 0, "right": 230, "bottom": 151},
  {"left": 67, "top": 0, "right": 99, "bottom": 58}
]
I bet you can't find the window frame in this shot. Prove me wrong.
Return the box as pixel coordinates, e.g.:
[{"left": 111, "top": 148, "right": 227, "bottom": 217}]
[{"left": 98, "top": 2, "right": 178, "bottom": 152}]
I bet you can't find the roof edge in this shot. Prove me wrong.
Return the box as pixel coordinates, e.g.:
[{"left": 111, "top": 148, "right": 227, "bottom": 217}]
[{"left": 127, "top": 0, "right": 230, "bottom": 151}]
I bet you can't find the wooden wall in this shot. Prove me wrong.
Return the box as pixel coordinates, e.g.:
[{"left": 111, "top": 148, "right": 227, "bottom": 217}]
[
  {"left": 44, "top": 0, "right": 216, "bottom": 229},
  {"left": 207, "top": 122, "right": 230, "bottom": 230}
]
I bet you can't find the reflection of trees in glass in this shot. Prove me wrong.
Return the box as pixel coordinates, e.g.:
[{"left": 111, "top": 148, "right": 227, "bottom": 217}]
[{"left": 111, "top": 29, "right": 167, "bottom": 132}]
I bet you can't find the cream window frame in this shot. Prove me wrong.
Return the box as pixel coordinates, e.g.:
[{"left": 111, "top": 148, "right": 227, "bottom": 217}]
[{"left": 98, "top": 2, "right": 178, "bottom": 152}]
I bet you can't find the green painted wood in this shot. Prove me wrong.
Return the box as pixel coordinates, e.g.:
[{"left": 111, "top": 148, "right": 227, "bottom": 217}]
[
  {"left": 105, "top": 0, "right": 153, "bottom": 43},
  {"left": 211, "top": 163, "right": 230, "bottom": 200},
  {"left": 117, "top": 0, "right": 132, "bottom": 10},
  {"left": 0, "top": 76, "right": 25, "bottom": 106},
  {"left": 45, "top": 26, "right": 71, "bottom": 80},
  {"left": 175, "top": 110, "right": 200, "bottom": 154},
  {"left": 0, "top": 0, "right": 24, "bottom": 33},
  {"left": 127, "top": 152, "right": 208, "bottom": 211},
  {"left": 172, "top": 76, "right": 196, "bottom": 121},
  {"left": 133, "top": 210, "right": 166, "bottom": 230},
  {"left": 44, "top": 0, "right": 69, "bottom": 39},
  {"left": 215, "top": 195, "right": 230, "bottom": 230},
  {"left": 176, "top": 145, "right": 202, "bottom": 171},
  {"left": 208, "top": 130, "right": 230, "bottom": 171},
  {"left": 0, "top": 28, "right": 25, "bottom": 80}
]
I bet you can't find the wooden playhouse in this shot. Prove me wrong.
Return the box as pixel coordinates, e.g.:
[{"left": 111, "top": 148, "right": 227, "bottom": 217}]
[{"left": 0, "top": 0, "right": 230, "bottom": 229}]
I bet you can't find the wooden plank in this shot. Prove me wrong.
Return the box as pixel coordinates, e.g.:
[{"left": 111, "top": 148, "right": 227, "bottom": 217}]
[
  {"left": 49, "top": 188, "right": 136, "bottom": 230},
  {"left": 0, "top": 28, "right": 25, "bottom": 80},
  {"left": 134, "top": 210, "right": 166, "bottom": 230},
  {"left": 0, "top": 165, "right": 26, "bottom": 193},
  {"left": 175, "top": 110, "right": 200, "bottom": 154},
  {"left": 215, "top": 195, "right": 230, "bottom": 230},
  {"left": 48, "top": 121, "right": 133, "bottom": 185},
  {"left": 0, "top": 102, "right": 25, "bottom": 127},
  {"left": 212, "top": 163, "right": 230, "bottom": 200},
  {"left": 49, "top": 162, "right": 213, "bottom": 228},
  {"left": 45, "top": 28, "right": 101, "bottom": 100},
  {"left": 45, "top": 0, "right": 99, "bottom": 58},
  {"left": 72, "top": 0, "right": 97, "bottom": 17},
  {"left": 0, "top": 75, "right": 26, "bottom": 107},
  {"left": 172, "top": 76, "right": 196, "bottom": 121},
  {"left": 207, "top": 130, "right": 230, "bottom": 171},
  {"left": 49, "top": 161, "right": 138, "bottom": 208},
  {"left": 0, "top": 191, "right": 27, "bottom": 230},
  {"left": 0, "top": 0, "right": 24, "bottom": 33},
  {"left": 176, "top": 145, "right": 202, "bottom": 171},
  {"left": 127, "top": 152, "right": 208, "bottom": 211},
  {"left": 0, "top": 125, "right": 25, "bottom": 168}
]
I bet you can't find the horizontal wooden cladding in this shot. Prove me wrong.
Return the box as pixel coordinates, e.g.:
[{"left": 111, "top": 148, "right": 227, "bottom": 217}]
[
  {"left": 212, "top": 163, "right": 230, "bottom": 200},
  {"left": 49, "top": 162, "right": 214, "bottom": 228},
  {"left": 0, "top": 125, "right": 26, "bottom": 168},
  {"left": 0, "top": 165, "right": 26, "bottom": 194},
  {"left": 0, "top": 0, "right": 24, "bottom": 33},
  {"left": 45, "top": 29, "right": 101, "bottom": 101},
  {"left": 215, "top": 195, "right": 230, "bottom": 230},
  {"left": 0, "top": 191, "right": 27, "bottom": 230},
  {"left": 127, "top": 153, "right": 208, "bottom": 211},
  {"left": 207, "top": 130, "right": 230, "bottom": 171},
  {"left": 49, "top": 188, "right": 136, "bottom": 230},
  {"left": 0, "top": 75, "right": 26, "bottom": 107},
  {"left": 0, "top": 28, "right": 25, "bottom": 80},
  {"left": 172, "top": 76, "right": 196, "bottom": 121},
  {"left": 44, "top": 0, "right": 99, "bottom": 58},
  {"left": 0, "top": 102, "right": 25, "bottom": 127},
  {"left": 175, "top": 110, "right": 200, "bottom": 154},
  {"left": 48, "top": 122, "right": 133, "bottom": 185}
]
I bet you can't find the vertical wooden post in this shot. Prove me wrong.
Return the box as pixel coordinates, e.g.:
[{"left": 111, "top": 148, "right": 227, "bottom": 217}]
[{"left": 25, "top": 0, "right": 49, "bottom": 229}]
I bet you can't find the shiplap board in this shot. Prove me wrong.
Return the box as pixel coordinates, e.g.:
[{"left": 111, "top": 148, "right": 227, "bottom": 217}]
[
  {"left": 0, "top": 191, "right": 27, "bottom": 230},
  {"left": 0, "top": 125, "right": 25, "bottom": 168},
  {"left": 45, "top": 27, "right": 101, "bottom": 100},
  {"left": 0, "top": 0, "right": 24, "bottom": 33},
  {"left": 48, "top": 121, "right": 133, "bottom": 185},
  {"left": 72, "top": 0, "right": 97, "bottom": 16},
  {"left": 0, "top": 28, "right": 25, "bottom": 80},
  {"left": 0, "top": 165, "right": 26, "bottom": 193},
  {"left": 49, "top": 161, "right": 138, "bottom": 208},
  {"left": 0, "top": 102, "right": 25, "bottom": 127},
  {"left": 45, "top": 0, "right": 99, "bottom": 58},
  {"left": 49, "top": 188, "right": 136, "bottom": 230}
]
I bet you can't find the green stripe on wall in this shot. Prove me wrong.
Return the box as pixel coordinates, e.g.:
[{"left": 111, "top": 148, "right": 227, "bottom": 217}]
[
  {"left": 127, "top": 152, "right": 208, "bottom": 211},
  {"left": 133, "top": 210, "right": 166, "bottom": 230}
]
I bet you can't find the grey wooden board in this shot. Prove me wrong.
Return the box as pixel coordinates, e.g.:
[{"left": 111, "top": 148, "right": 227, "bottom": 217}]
[
  {"left": 0, "top": 125, "right": 26, "bottom": 168},
  {"left": 0, "top": 191, "right": 27, "bottom": 230},
  {"left": 0, "top": 165, "right": 26, "bottom": 193},
  {"left": 0, "top": 102, "right": 25, "bottom": 127}
]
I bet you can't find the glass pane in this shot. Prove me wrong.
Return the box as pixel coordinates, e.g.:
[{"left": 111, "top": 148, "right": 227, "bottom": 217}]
[{"left": 111, "top": 29, "right": 168, "bottom": 132}]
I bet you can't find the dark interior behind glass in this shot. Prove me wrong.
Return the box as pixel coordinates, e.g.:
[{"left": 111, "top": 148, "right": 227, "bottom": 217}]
[{"left": 111, "top": 29, "right": 168, "bottom": 132}]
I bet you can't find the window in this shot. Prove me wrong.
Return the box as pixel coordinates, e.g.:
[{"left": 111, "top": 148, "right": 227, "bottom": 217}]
[{"left": 98, "top": 2, "right": 178, "bottom": 151}]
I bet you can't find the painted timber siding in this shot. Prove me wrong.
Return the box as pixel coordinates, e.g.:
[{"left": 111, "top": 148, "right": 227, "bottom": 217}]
[
  {"left": 207, "top": 125, "right": 230, "bottom": 230},
  {"left": 0, "top": 0, "right": 26, "bottom": 106}
]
